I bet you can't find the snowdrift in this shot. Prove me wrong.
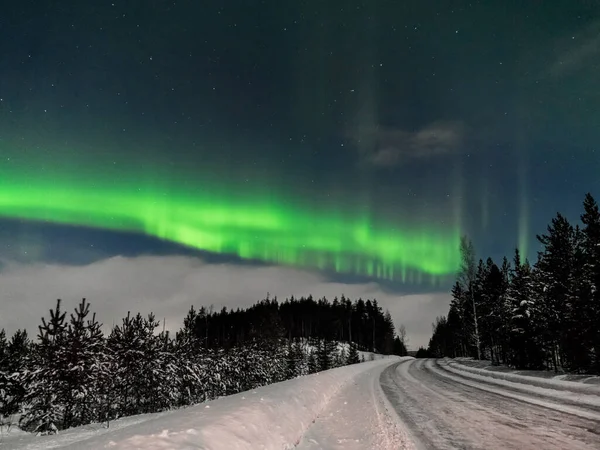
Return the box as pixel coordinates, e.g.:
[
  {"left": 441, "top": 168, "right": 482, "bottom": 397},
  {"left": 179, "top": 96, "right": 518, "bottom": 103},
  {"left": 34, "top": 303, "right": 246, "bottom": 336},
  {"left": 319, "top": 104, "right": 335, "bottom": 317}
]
[
  {"left": 436, "top": 360, "right": 600, "bottom": 416},
  {"left": 447, "top": 358, "right": 600, "bottom": 395},
  {"left": 6, "top": 357, "right": 400, "bottom": 450}
]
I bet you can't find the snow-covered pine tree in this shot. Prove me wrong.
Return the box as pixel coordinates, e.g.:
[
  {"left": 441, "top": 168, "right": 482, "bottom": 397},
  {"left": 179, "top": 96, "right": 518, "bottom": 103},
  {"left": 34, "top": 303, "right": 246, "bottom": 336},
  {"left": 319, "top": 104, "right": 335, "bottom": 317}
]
[
  {"left": 459, "top": 236, "right": 481, "bottom": 359},
  {"left": 107, "top": 312, "right": 146, "bottom": 417},
  {"left": 0, "top": 329, "right": 9, "bottom": 420},
  {"left": 135, "top": 313, "right": 172, "bottom": 413},
  {"left": 95, "top": 343, "right": 117, "bottom": 428},
  {"left": 535, "top": 213, "right": 577, "bottom": 371},
  {"left": 346, "top": 342, "right": 360, "bottom": 364},
  {"left": 292, "top": 339, "right": 308, "bottom": 375},
  {"left": 174, "top": 306, "right": 206, "bottom": 407},
  {"left": 508, "top": 249, "right": 541, "bottom": 369},
  {"left": 0, "top": 330, "right": 30, "bottom": 419},
  {"left": 449, "top": 282, "right": 469, "bottom": 357},
  {"left": 316, "top": 338, "right": 337, "bottom": 371},
  {"left": 60, "top": 299, "right": 109, "bottom": 428},
  {"left": 0, "top": 330, "right": 6, "bottom": 368},
  {"left": 285, "top": 340, "right": 299, "bottom": 379},
  {"left": 20, "top": 299, "right": 67, "bottom": 435},
  {"left": 581, "top": 193, "right": 600, "bottom": 373},
  {"left": 307, "top": 351, "right": 318, "bottom": 374},
  {"left": 155, "top": 329, "right": 180, "bottom": 411},
  {"left": 478, "top": 258, "right": 507, "bottom": 364},
  {"left": 564, "top": 226, "right": 592, "bottom": 372},
  {"left": 335, "top": 345, "right": 347, "bottom": 368},
  {"left": 498, "top": 256, "right": 513, "bottom": 364}
]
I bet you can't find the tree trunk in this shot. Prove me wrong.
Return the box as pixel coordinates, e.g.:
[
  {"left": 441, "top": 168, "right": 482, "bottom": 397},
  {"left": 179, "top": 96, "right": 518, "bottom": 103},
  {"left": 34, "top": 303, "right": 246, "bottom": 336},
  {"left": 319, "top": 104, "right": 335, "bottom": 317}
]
[{"left": 471, "top": 289, "right": 481, "bottom": 360}]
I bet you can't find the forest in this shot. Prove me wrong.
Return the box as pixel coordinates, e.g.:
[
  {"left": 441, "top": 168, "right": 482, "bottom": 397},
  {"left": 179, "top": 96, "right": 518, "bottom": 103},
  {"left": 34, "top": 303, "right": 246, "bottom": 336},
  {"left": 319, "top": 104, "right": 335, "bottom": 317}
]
[
  {"left": 426, "top": 193, "right": 600, "bottom": 374},
  {"left": 0, "top": 294, "right": 406, "bottom": 434}
]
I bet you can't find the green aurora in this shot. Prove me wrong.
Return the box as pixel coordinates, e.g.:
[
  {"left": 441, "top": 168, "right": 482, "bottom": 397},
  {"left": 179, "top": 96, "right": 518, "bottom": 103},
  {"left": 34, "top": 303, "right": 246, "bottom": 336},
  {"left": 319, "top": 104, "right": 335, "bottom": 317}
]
[{"left": 0, "top": 163, "right": 461, "bottom": 282}]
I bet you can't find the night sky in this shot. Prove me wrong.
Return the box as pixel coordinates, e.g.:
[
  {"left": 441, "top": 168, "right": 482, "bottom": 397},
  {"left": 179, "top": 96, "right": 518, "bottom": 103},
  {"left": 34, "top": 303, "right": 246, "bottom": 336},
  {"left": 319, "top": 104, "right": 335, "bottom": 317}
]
[{"left": 1, "top": 1, "right": 599, "bottom": 348}]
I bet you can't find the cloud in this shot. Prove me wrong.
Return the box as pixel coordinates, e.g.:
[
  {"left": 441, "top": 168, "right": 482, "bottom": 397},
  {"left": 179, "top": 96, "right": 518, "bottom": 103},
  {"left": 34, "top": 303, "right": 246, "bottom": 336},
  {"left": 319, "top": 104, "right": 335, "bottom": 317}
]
[
  {"left": 0, "top": 255, "right": 450, "bottom": 349},
  {"left": 351, "top": 120, "right": 466, "bottom": 167},
  {"left": 547, "top": 19, "right": 600, "bottom": 78}
]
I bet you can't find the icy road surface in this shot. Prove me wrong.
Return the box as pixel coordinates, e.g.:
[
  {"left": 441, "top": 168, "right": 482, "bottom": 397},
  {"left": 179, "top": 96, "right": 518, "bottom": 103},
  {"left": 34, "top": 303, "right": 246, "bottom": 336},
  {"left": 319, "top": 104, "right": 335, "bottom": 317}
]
[{"left": 380, "top": 358, "right": 600, "bottom": 450}]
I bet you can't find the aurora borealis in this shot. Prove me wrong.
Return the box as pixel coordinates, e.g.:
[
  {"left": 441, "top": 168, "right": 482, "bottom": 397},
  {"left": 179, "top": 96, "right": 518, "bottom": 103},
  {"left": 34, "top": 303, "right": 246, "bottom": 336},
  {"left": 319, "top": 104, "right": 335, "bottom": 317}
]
[
  {"left": 1, "top": 1, "right": 600, "bottom": 346},
  {"left": 0, "top": 164, "right": 460, "bottom": 281}
]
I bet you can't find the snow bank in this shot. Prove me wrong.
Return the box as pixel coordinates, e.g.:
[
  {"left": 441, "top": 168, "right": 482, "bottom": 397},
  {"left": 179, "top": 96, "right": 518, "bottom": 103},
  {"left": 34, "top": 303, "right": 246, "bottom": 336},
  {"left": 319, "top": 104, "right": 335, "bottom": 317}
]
[
  {"left": 7, "top": 357, "right": 400, "bottom": 450},
  {"left": 447, "top": 359, "right": 600, "bottom": 395},
  {"left": 435, "top": 360, "right": 600, "bottom": 418}
]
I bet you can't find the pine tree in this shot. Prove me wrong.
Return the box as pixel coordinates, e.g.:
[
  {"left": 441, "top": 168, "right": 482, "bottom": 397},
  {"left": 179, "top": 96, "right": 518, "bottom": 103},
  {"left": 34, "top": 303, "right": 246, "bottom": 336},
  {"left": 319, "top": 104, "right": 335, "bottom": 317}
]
[
  {"left": 307, "top": 351, "right": 318, "bottom": 374},
  {"left": 392, "top": 336, "right": 407, "bottom": 356},
  {"left": 0, "top": 329, "right": 9, "bottom": 418},
  {"left": 449, "top": 282, "right": 469, "bottom": 357},
  {"left": 316, "top": 339, "right": 336, "bottom": 371},
  {"left": 508, "top": 249, "right": 540, "bottom": 369},
  {"left": 174, "top": 306, "right": 206, "bottom": 407},
  {"left": 478, "top": 258, "right": 507, "bottom": 364},
  {"left": 285, "top": 340, "right": 299, "bottom": 379},
  {"left": 459, "top": 236, "right": 481, "bottom": 359},
  {"left": 535, "top": 213, "right": 577, "bottom": 371},
  {"left": 0, "top": 329, "right": 6, "bottom": 369},
  {"left": 60, "top": 299, "right": 108, "bottom": 428},
  {"left": 335, "top": 345, "right": 347, "bottom": 368},
  {"left": 107, "top": 312, "right": 147, "bottom": 417},
  {"left": 426, "top": 193, "right": 600, "bottom": 374},
  {"left": 581, "top": 193, "right": 600, "bottom": 372},
  {"left": 347, "top": 342, "right": 360, "bottom": 364},
  {"left": 20, "top": 299, "right": 67, "bottom": 434},
  {"left": 1, "top": 330, "right": 29, "bottom": 418}
]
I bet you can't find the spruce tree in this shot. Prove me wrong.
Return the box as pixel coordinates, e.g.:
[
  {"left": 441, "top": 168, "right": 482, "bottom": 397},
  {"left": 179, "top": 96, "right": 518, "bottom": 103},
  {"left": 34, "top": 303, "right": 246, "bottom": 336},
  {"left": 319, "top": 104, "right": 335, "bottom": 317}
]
[
  {"left": 285, "top": 341, "right": 298, "bottom": 378},
  {"left": 1, "top": 330, "right": 29, "bottom": 418},
  {"left": 320, "top": 339, "right": 338, "bottom": 371},
  {"left": 535, "top": 213, "right": 577, "bottom": 371},
  {"left": 20, "top": 299, "right": 67, "bottom": 434},
  {"left": 459, "top": 236, "right": 481, "bottom": 359},
  {"left": 392, "top": 336, "right": 407, "bottom": 356},
  {"left": 508, "top": 249, "right": 540, "bottom": 368},
  {"left": 0, "top": 329, "right": 9, "bottom": 418},
  {"left": 307, "top": 351, "right": 318, "bottom": 374},
  {"left": 581, "top": 193, "right": 600, "bottom": 372},
  {"left": 61, "top": 299, "right": 108, "bottom": 428},
  {"left": 347, "top": 342, "right": 360, "bottom": 364}
]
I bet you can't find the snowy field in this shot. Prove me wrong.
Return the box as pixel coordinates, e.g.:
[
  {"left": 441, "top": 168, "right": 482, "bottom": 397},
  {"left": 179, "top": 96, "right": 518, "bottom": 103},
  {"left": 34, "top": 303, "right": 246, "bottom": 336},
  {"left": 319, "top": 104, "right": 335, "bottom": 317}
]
[{"left": 2, "top": 356, "right": 412, "bottom": 450}]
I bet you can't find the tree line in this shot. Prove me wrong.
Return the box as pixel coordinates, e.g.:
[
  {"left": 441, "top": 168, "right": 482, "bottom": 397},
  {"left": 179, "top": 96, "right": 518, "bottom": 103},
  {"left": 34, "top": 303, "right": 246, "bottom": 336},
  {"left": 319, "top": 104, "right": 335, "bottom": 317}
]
[
  {"left": 191, "top": 294, "right": 406, "bottom": 355},
  {"left": 0, "top": 295, "right": 407, "bottom": 434},
  {"left": 426, "top": 193, "right": 600, "bottom": 374}
]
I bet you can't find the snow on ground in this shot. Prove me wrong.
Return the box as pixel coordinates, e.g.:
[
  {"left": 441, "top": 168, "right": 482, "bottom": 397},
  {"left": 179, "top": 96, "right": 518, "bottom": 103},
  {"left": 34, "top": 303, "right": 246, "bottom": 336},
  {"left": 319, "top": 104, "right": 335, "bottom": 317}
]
[
  {"left": 302, "top": 339, "right": 385, "bottom": 362},
  {"left": 454, "top": 357, "right": 600, "bottom": 385},
  {"left": 4, "top": 356, "right": 409, "bottom": 450},
  {"left": 296, "top": 357, "right": 414, "bottom": 450},
  {"left": 381, "top": 358, "right": 600, "bottom": 450},
  {"left": 448, "top": 358, "right": 600, "bottom": 395},
  {"left": 433, "top": 359, "right": 600, "bottom": 420}
]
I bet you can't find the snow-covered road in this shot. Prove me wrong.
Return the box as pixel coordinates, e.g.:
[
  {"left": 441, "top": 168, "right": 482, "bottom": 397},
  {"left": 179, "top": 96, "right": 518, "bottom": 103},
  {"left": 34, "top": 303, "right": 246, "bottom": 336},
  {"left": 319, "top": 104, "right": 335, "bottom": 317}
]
[
  {"left": 296, "top": 359, "right": 414, "bottom": 450},
  {"left": 380, "top": 358, "right": 600, "bottom": 450}
]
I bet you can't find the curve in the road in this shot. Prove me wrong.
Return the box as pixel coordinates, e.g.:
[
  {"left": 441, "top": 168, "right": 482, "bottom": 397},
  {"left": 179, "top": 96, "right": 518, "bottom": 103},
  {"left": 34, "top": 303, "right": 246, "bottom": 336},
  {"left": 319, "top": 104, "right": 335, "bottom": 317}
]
[{"left": 380, "top": 358, "right": 600, "bottom": 450}]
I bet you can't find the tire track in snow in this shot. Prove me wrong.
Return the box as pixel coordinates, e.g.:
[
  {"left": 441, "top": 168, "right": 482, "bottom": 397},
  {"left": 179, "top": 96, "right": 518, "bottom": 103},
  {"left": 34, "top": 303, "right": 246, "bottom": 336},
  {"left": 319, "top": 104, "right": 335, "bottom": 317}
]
[{"left": 381, "top": 358, "right": 600, "bottom": 450}]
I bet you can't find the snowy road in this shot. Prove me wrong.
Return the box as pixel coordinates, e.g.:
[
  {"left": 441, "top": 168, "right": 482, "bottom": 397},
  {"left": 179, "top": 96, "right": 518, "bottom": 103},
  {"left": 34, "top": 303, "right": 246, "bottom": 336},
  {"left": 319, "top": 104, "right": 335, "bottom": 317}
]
[
  {"left": 380, "top": 358, "right": 600, "bottom": 450},
  {"left": 296, "top": 358, "right": 414, "bottom": 450}
]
